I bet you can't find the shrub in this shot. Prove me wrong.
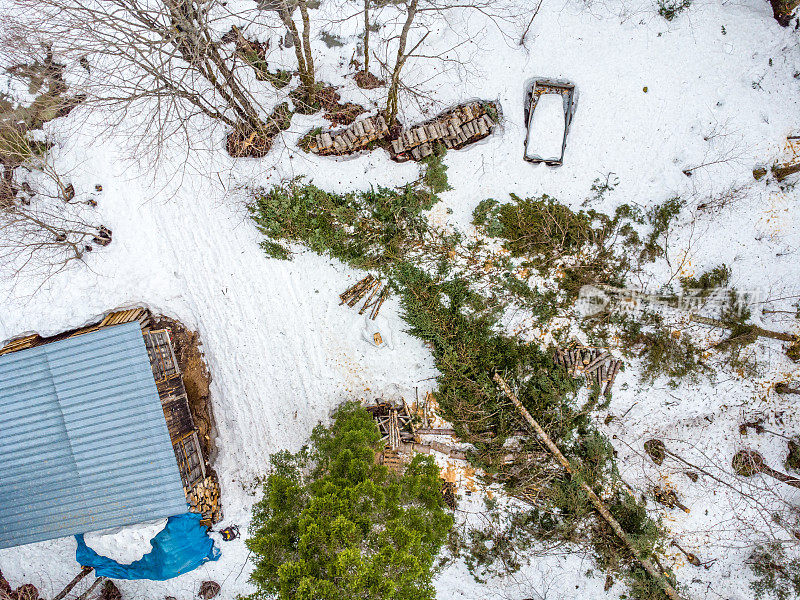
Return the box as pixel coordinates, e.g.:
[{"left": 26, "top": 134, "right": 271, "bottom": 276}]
[
  {"left": 247, "top": 403, "right": 453, "bottom": 600},
  {"left": 641, "top": 197, "right": 683, "bottom": 262},
  {"left": 421, "top": 147, "right": 451, "bottom": 196},
  {"left": 616, "top": 311, "right": 706, "bottom": 384},
  {"left": 680, "top": 264, "right": 731, "bottom": 294},
  {"left": 657, "top": 0, "right": 692, "bottom": 20},
  {"left": 472, "top": 194, "right": 640, "bottom": 300}
]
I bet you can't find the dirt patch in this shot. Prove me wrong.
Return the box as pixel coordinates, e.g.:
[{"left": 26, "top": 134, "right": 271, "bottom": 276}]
[
  {"left": 316, "top": 85, "right": 366, "bottom": 125},
  {"left": 225, "top": 102, "right": 293, "bottom": 158},
  {"left": 150, "top": 315, "right": 218, "bottom": 465},
  {"left": 354, "top": 70, "right": 383, "bottom": 90}
]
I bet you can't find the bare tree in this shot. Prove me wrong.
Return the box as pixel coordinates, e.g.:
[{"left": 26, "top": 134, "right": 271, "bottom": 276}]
[
  {"left": 385, "top": 0, "right": 421, "bottom": 127},
  {"left": 274, "top": 0, "right": 317, "bottom": 106},
  {"left": 7, "top": 0, "right": 274, "bottom": 151},
  {"left": 379, "top": 0, "right": 532, "bottom": 126},
  {"left": 0, "top": 122, "right": 108, "bottom": 284},
  {"left": 363, "top": 0, "right": 371, "bottom": 77}
]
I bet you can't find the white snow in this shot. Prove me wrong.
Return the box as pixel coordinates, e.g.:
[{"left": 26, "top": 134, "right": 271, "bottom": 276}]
[
  {"left": 525, "top": 93, "right": 566, "bottom": 162},
  {"left": 83, "top": 520, "right": 168, "bottom": 565},
  {"left": 0, "top": 0, "right": 799, "bottom": 599}
]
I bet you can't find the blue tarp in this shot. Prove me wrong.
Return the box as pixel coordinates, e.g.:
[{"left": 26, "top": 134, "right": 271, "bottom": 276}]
[{"left": 75, "top": 513, "right": 220, "bottom": 580}]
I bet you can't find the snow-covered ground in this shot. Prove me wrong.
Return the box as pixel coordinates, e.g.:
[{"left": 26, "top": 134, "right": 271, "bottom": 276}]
[{"left": 1, "top": 0, "right": 800, "bottom": 599}]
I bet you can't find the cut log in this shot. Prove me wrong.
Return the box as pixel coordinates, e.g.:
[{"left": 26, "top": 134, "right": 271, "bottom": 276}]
[
  {"left": 369, "top": 286, "right": 390, "bottom": 319},
  {"left": 585, "top": 351, "right": 611, "bottom": 373},
  {"left": 494, "top": 373, "right": 684, "bottom": 600},
  {"left": 604, "top": 360, "right": 621, "bottom": 395},
  {"left": 75, "top": 578, "right": 106, "bottom": 600},
  {"left": 53, "top": 567, "right": 94, "bottom": 600}
]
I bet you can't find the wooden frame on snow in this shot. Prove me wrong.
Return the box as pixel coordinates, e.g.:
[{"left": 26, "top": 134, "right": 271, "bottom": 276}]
[{"left": 523, "top": 79, "right": 576, "bottom": 167}]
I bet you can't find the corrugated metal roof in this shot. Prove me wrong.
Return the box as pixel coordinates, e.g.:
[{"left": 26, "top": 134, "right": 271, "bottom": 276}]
[{"left": 0, "top": 321, "right": 188, "bottom": 549}]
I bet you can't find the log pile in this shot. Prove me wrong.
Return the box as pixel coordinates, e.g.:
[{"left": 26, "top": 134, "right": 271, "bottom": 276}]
[
  {"left": 554, "top": 346, "right": 622, "bottom": 395},
  {"left": 306, "top": 100, "right": 499, "bottom": 162},
  {"left": 308, "top": 114, "right": 390, "bottom": 156},
  {"left": 339, "top": 274, "right": 389, "bottom": 320},
  {"left": 187, "top": 473, "right": 223, "bottom": 525},
  {"left": 388, "top": 102, "right": 497, "bottom": 161}
]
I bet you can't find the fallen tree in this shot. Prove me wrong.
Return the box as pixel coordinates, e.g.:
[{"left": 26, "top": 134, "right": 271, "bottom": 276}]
[{"left": 494, "top": 373, "right": 684, "bottom": 600}]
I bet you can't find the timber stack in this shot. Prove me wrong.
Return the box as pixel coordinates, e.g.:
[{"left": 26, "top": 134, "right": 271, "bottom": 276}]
[
  {"left": 306, "top": 100, "right": 499, "bottom": 162},
  {"left": 389, "top": 101, "right": 497, "bottom": 161},
  {"left": 554, "top": 346, "right": 622, "bottom": 395},
  {"left": 187, "top": 473, "right": 223, "bottom": 525},
  {"left": 309, "top": 114, "right": 390, "bottom": 156}
]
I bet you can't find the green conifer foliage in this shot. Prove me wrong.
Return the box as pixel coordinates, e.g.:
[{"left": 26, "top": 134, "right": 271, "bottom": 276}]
[{"left": 246, "top": 403, "right": 453, "bottom": 600}]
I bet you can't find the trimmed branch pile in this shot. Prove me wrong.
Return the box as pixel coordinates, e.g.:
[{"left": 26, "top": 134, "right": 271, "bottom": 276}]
[{"left": 306, "top": 101, "right": 498, "bottom": 161}]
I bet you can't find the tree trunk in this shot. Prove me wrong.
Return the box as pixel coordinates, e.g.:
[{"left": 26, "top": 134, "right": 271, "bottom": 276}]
[
  {"left": 298, "top": 0, "right": 314, "bottom": 88},
  {"left": 690, "top": 314, "right": 796, "bottom": 342},
  {"left": 363, "top": 0, "right": 370, "bottom": 74},
  {"left": 278, "top": 0, "right": 315, "bottom": 105},
  {"left": 53, "top": 567, "right": 93, "bottom": 600},
  {"left": 386, "top": 0, "right": 418, "bottom": 127},
  {"left": 761, "top": 464, "right": 800, "bottom": 489},
  {"left": 165, "top": 0, "right": 263, "bottom": 131},
  {"left": 494, "top": 373, "right": 684, "bottom": 600}
]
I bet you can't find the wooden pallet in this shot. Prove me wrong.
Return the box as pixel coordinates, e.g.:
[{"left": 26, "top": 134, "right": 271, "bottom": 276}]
[
  {"left": 0, "top": 308, "right": 151, "bottom": 356},
  {"left": 366, "top": 400, "right": 415, "bottom": 450},
  {"left": 161, "top": 390, "right": 195, "bottom": 440},
  {"left": 144, "top": 329, "right": 180, "bottom": 382},
  {"left": 0, "top": 334, "right": 41, "bottom": 356},
  {"left": 174, "top": 430, "right": 206, "bottom": 490}
]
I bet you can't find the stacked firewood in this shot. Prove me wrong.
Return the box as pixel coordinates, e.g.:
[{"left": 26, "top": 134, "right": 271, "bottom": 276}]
[
  {"left": 308, "top": 114, "right": 390, "bottom": 156},
  {"left": 339, "top": 274, "right": 389, "bottom": 319},
  {"left": 389, "top": 101, "right": 496, "bottom": 161},
  {"left": 187, "top": 474, "right": 223, "bottom": 525},
  {"left": 306, "top": 101, "right": 498, "bottom": 162},
  {"left": 554, "top": 347, "right": 621, "bottom": 395}
]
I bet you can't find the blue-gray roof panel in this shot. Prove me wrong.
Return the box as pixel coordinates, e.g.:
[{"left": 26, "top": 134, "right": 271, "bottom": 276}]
[{"left": 0, "top": 321, "right": 188, "bottom": 549}]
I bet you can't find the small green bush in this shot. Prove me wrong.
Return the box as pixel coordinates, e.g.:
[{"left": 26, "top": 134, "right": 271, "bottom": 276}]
[
  {"left": 298, "top": 127, "right": 323, "bottom": 152},
  {"left": 247, "top": 403, "right": 453, "bottom": 600},
  {"left": 421, "top": 148, "right": 451, "bottom": 196},
  {"left": 657, "top": 0, "right": 692, "bottom": 20},
  {"left": 680, "top": 264, "right": 731, "bottom": 293},
  {"left": 472, "top": 194, "right": 640, "bottom": 300},
  {"left": 319, "top": 31, "right": 345, "bottom": 48},
  {"left": 641, "top": 197, "right": 683, "bottom": 262},
  {"left": 616, "top": 311, "right": 706, "bottom": 384}
]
